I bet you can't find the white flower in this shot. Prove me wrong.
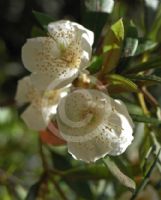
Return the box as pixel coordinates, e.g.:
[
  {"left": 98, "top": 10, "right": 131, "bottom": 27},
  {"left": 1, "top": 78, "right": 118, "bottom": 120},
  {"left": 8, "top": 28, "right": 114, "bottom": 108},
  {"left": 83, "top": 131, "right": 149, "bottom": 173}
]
[
  {"left": 15, "top": 75, "right": 68, "bottom": 131},
  {"left": 85, "top": 0, "right": 114, "bottom": 13},
  {"left": 56, "top": 89, "right": 134, "bottom": 162},
  {"left": 119, "top": 185, "right": 159, "bottom": 200},
  {"left": 22, "top": 20, "right": 94, "bottom": 90}
]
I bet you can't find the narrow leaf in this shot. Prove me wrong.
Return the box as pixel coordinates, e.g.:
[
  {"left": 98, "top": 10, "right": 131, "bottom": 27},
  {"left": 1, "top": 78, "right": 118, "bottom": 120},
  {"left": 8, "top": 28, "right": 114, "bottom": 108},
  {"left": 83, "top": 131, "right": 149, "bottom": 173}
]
[
  {"left": 25, "top": 182, "right": 40, "bottom": 200},
  {"left": 125, "top": 74, "right": 161, "bottom": 85},
  {"left": 102, "top": 18, "right": 124, "bottom": 73},
  {"left": 32, "top": 10, "right": 54, "bottom": 30},
  {"left": 124, "top": 57, "right": 161, "bottom": 74},
  {"left": 111, "top": 18, "right": 124, "bottom": 41},
  {"left": 123, "top": 38, "right": 138, "bottom": 57},
  {"left": 135, "top": 40, "right": 157, "bottom": 55},
  {"left": 107, "top": 74, "right": 138, "bottom": 92},
  {"left": 130, "top": 148, "right": 161, "bottom": 200},
  {"left": 131, "top": 114, "right": 161, "bottom": 125},
  {"left": 103, "top": 157, "right": 136, "bottom": 190}
]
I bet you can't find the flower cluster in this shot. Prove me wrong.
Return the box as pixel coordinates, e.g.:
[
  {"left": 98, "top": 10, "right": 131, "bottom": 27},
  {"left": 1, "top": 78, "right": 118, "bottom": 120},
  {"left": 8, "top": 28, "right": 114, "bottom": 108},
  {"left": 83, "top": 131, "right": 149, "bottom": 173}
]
[{"left": 16, "top": 20, "right": 134, "bottom": 162}]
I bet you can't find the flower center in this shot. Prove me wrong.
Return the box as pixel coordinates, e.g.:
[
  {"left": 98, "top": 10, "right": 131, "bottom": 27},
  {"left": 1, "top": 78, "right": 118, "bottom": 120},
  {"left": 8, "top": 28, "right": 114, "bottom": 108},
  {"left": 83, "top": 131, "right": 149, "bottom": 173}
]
[{"left": 61, "top": 42, "right": 82, "bottom": 68}]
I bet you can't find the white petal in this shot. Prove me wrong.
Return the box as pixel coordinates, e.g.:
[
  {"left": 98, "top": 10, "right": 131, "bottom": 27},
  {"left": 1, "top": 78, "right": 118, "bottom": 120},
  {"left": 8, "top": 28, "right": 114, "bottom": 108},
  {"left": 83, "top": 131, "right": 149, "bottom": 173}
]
[
  {"left": 30, "top": 67, "right": 78, "bottom": 90},
  {"left": 15, "top": 76, "right": 33, "bottom": 105},
  {"left": 22, "top": 37, "right": 60, "bottom": 73},
  {"left": 67, "top": 134, "right": 112, "bottom": 163},
  {"left": 48, "top": 20, "right": 75, "bottom": 48},
  {"left": 72, "top": 22, "right": 94, "bottom": 46},
  {"left": 57, "top": 89, "right": 112, "bottom": 142},
  {"left": 21, "top": 104, "right": 47, "bottom": 130},
  {"left": 107, "top": 100, "right": 134, "bottom": 155},
  {"left": 113, "top": 99, "right": 134, "bottom": 128}
]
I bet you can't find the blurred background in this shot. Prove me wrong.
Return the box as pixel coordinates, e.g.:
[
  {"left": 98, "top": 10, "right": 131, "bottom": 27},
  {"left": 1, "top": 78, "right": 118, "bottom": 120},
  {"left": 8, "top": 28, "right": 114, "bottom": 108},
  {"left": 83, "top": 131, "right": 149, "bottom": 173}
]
[{"left": 1, "top": 0, "right": 161, "bottom": 199}]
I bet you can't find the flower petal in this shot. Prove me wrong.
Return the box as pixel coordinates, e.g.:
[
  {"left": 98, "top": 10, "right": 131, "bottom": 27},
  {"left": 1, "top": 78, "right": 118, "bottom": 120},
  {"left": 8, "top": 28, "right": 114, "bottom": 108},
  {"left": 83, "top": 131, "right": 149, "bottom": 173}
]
[
  {"left": 48, "top": 20, "right": 75, "bottom": 48},
  {"left": 67, "top": 134, "right": 112, "bottom": 162},
  {"left": 57, "top": 89, "right": 112, "bottom": 142},
  {"left": 21, "top": 104, "right": 47, "bottom": 130},
  {"left": 30, "top": 67, "right": 78, "bottom": 90},
  {"left": 107, "top": 100, "right": 134, "bottom": 155},
  {"left": 15, "top": 76, "right": 32, "bottom": 105},
  {"left": 22, "top": 37, "right": 60, "bottom": 73}
]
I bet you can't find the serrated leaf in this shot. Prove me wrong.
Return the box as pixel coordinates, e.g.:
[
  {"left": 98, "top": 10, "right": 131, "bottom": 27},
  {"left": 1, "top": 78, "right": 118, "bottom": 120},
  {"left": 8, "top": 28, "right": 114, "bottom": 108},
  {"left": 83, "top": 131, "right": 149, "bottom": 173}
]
[
  {"left": 125, "top": 74, "right": 161, "bottom": 85},
  {"left": 107, "top": 74, "right": 138, "bottom": 92},
  {"left": 131, "top": 114, "right": 161, "bottom": 125},
  {"left": 32, "top": 10, "right": 54, "bottom": 30},
  {"left": 103, "top": 157, "right": 136, "bottom": 190}
]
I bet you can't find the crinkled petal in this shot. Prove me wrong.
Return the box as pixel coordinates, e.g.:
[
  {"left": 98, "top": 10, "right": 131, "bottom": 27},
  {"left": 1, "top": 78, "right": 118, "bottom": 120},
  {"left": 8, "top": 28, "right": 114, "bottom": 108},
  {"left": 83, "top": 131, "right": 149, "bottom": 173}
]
[
  {"left": 72, "top": 22, "right": 94, "bottom": 46},
  {"left": 107, "top": 100, "right": 134, "bottom": 155},
  {"left": 57, "top": 89, "right": 112, "bottom": 142},
  {"left": 22, "top": 37, "right": 60, "bottom": 73},
  {"left": 67, "top": 133, "right": 112, "bottom": 163},
  {"left": 21, "top": 104, "right": 47, "bottom": 130},
  {"left": 15, "top": 76, "right": 32, "bottom": 104}
]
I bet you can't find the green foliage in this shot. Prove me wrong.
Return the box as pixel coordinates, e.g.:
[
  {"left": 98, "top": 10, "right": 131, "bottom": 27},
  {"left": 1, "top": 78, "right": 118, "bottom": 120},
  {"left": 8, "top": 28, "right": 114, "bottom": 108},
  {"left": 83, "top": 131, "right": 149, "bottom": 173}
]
[
  {"left": 1, "top": 1, "right": 161, "bottom": 200},
  {"left": 32, "top": 10, "right": 55, "bottom": 31}
]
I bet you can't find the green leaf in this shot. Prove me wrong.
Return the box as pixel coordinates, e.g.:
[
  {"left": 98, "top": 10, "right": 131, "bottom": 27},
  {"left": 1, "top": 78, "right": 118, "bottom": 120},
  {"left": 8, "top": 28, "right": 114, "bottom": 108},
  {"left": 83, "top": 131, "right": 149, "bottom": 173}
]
[
  {"left": 130, "top": 148, "right": 161, "bottom": 200},
  {"left": 103, "top": 157, "right": 136, "bottom": 190},
  {"left": 107, "top": 74, "right": 138, "bottom": 92},
  {"left": 135, "top": 40, "right": 157, "bottom": 55},
  {"left": 124, "top": 57, "right": 161, "bottom": 74},
  {"left": 51, "top": 151, "right": 72, "bottom": 170},
  {"left": 111, "top": 18, "right": 124, "bottom": 41},
  {"left": 103, "top": 44, "right": 119, "bottom": 53},
  {"left": 32, "top": 10, "right": 54, "bottom": 30},
  {"left": 63, "top": 165, "right": 109, "bottom": 180},
  {"left": 131, "top": 114, "right": 161, "bottom": 125},
  {"left": 65, "top": 179, "right": 93, "bottom": 199},
  {"left": 82, "top": 11, "right": 108, "bottom": 43},
  {"left": 125, "top": 74, "right": 161, "bottom": 85},
  {"left": 25, "top": 181, "right": 40, "bottom": 200},
  {"left": 123, "top": 37, "right": 138, "bottom": 57},
  {"left": 51, "top": 151, "right": 93, "bottom": 199},
  {"left": 101, "top": 18, "right": 124, "bottom": 73},
  {"left": 87, "top": 56, "right": 103, "bottom": 74},
  {"left": 31, "top": 26, "right": 46, "bottom": 37}
]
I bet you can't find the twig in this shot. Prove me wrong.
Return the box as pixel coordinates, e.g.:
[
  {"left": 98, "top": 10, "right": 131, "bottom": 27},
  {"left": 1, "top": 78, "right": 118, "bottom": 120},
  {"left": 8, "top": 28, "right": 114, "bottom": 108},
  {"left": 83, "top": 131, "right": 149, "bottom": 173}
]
[
  {"left": 39, "top": 137, "right": 49, "bottom": 170},
  {"left": 141, "top": 87, "right": 159, "bottom": 107},
  {"left": 137, "top": 91, "right": 150, "bottom": 116},
  {"left": 50, "top": 176, "right": 68, "bottom": 200},
  {"left": 130, "top": 149, "right": 161, "bottom": 200}
]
